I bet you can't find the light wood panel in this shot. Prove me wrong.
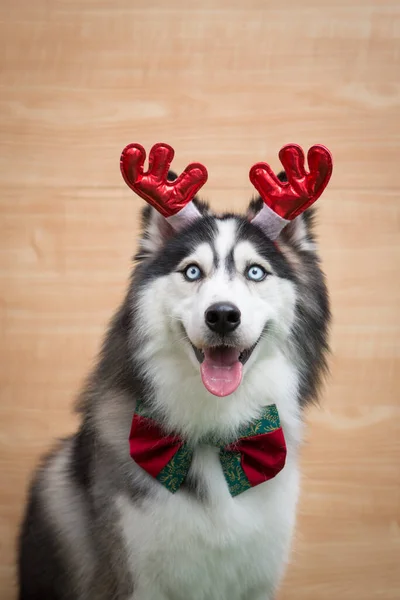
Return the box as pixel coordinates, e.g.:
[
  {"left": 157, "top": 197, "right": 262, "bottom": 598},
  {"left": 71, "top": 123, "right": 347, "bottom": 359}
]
[{"left": 1, "top": 1, "right": 399, "bottom": 598}]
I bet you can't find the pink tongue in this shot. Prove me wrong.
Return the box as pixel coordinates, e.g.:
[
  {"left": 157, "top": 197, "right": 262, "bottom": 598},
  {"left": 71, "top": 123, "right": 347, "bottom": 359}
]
[{"left": 200, "top": 347, "right": 243, "bottom": 397}]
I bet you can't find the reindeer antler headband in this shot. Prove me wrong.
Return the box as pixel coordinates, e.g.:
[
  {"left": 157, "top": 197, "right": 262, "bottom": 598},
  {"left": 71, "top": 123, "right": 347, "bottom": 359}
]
[
  {"left": 120, "top": 143, "right": 208, "bottom": 229},
  {"left": 120, "top": 142, "right": 333, "bottom": 239}
]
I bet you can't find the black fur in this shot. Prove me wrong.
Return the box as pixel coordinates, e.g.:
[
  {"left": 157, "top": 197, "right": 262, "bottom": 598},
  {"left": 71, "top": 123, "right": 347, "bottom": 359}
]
[
  {"left": 285, "top": 212, "right": 331, "bottom": 405},
  {"left": 19, "top": 493, "right": 68, "bottom": 600},
  {"left": 70, "top": 423, "right": 93, "bottom": 491},
  {"left": 18, "top": 445, "right": 78, "bottom": 600}
]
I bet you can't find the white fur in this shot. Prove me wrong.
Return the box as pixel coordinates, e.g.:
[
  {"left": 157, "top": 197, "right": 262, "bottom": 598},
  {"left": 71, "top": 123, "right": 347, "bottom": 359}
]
[
  {"left": 116, "top": 218, "right": 304, "bottom": 599},
  {"left": 119, "top": 450, "right": 300, "bottom": 600}
]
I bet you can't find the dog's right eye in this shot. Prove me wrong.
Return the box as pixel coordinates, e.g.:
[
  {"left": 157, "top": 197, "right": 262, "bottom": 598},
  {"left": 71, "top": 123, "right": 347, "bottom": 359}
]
[{"left": 183, "top": 264, "right": 203, "bottom": 282}]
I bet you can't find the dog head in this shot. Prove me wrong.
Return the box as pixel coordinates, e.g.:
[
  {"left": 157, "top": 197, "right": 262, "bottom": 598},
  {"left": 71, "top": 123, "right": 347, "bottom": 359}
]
[{"left": 128, "top": 185, "right": 330, "bottom": 437}]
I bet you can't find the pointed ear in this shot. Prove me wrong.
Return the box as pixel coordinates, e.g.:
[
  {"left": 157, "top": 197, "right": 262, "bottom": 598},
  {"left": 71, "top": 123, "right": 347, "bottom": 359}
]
[
  {"left": 135, "top": 205, "right": 174, "bottom": 261},
  {"left": 247, "top": 202, "right": 316, "bottom": 252},
  {"left": 247, "top": 171, "right": 317, "bottom": 252},
  {"left": 278, "top": 209, "right": 317, "bottom": 252}
]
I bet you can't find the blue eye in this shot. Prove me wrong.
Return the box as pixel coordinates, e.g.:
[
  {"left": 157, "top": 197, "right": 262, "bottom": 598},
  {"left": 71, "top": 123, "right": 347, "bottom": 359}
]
[
  {"left": 183, "top": 264, "right": 203, "bottom": 281},
  {"left": 246, "top": 264, "right": 267, "bottom": 282}
]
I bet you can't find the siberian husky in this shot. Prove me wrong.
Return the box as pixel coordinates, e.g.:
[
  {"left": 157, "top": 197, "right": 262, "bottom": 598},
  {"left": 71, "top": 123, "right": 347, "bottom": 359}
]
[{"left": 18, "top": 143, "right": 331, "bottom": 600}]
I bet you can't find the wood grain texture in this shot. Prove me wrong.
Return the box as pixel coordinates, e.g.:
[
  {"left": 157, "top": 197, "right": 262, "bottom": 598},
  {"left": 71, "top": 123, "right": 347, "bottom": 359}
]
[{"left": 1, "top": 1, "right": 399, "bottom": 598}]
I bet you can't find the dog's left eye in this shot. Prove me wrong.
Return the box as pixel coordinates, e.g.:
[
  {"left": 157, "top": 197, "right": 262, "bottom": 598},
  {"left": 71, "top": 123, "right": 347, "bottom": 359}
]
[
  {"left": 183, "top": 264, "right": 203, "bottom": 281},
  {"left": 246, "top": 264, "right": 267, "bottom": 282}
]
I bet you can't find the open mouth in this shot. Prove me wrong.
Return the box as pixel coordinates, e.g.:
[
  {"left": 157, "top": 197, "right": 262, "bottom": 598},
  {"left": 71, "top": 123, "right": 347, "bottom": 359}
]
[{"left": 191, "top": 343, "right": 258, "bottom": 398}]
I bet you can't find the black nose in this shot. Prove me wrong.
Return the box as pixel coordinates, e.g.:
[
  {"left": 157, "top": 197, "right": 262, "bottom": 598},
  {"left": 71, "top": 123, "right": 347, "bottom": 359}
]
[{"left": 205, "top": 302, "right": 241, "bottom": 335}]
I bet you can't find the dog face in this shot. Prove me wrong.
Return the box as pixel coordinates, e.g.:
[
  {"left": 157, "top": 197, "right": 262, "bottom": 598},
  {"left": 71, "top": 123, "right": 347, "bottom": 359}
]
[
  {"left": 133, "top": 196, "right": 316, "bottom": 376},
  {"left": 148, "top": 217, "right": 297, "bottom": 397}
]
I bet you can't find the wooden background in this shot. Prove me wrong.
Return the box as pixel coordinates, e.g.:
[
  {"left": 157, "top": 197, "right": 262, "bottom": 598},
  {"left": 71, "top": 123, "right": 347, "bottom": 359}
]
[{"left": 1, "top": 1, "right": 399, "bottom": 598}]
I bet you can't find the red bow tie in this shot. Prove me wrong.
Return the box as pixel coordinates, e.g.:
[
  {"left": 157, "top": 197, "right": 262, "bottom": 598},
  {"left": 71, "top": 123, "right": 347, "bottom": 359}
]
[{"left": 129, "top": 402, "right": 287, "bottom": 497}]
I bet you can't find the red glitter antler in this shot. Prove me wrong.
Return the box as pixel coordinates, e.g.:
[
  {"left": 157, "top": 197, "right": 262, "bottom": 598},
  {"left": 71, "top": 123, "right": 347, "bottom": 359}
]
[
  {"left": 120, "top": 143, "right": 208, "bottom": 228},
  {"left": 249, "top": 144, "right": 333, "bottom": 239}
]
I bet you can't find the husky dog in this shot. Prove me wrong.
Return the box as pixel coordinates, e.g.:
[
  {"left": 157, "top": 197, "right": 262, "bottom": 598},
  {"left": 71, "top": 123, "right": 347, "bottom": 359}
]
[{"left": 18, "top": 143, "right": 331, "bottom": 600}]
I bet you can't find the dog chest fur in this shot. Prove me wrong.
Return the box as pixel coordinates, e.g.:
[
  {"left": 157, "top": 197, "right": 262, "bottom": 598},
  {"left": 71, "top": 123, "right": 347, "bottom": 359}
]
[{"left": 117, "top": 444, "right": 300, "bottom": 600}]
